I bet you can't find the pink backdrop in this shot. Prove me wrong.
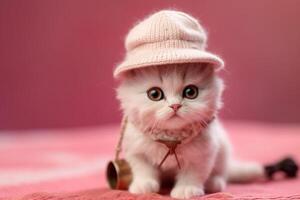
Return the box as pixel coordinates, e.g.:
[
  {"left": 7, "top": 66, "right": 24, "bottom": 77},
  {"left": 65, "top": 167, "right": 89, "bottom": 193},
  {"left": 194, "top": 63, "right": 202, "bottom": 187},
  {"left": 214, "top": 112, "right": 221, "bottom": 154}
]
[{"left": 1, "top": 0, "right": 300, "bottom": 130}]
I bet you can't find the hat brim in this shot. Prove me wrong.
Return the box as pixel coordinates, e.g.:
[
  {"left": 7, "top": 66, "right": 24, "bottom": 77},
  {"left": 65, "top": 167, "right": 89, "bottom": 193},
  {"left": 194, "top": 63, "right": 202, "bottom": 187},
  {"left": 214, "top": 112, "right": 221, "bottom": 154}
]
[{"left": 113, "top": 48, "right": 224, "bottom": 79}]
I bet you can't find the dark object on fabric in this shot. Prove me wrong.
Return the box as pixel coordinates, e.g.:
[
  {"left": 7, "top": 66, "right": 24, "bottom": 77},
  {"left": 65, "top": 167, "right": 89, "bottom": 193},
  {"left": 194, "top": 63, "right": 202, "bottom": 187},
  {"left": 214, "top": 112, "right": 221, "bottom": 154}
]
[{"left": 264, "top": 157, "right": 299, "bottom": 179}]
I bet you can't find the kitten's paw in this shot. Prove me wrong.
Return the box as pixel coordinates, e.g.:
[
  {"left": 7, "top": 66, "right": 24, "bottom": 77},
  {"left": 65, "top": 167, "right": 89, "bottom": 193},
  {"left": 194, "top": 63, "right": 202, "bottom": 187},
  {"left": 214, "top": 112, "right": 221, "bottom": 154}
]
[
  {"left": 205, "top": 176, "right": 226, "bottom": 193},
  {"left": 171, "top": 184, "right": 204, "bottom": 199},
  {"left": 129, "top": 178, "right": 159, "bottom": 194}
]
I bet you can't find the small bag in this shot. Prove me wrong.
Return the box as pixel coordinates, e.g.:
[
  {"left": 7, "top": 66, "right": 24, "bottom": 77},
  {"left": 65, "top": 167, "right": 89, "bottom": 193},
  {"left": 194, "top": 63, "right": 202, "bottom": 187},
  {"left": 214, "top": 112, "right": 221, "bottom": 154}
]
[{"left": 106, "top": 159, "right": 132, "bottom": 190}]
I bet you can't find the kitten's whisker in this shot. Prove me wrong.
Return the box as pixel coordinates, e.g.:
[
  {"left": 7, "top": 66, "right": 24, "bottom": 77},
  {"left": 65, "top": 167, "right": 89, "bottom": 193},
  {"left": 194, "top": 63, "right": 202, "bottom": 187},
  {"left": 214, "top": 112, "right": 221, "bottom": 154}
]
[
  {"left": 191, "top": 122, "right": 198, "bottom": 136},
  {"left": 200, "top": 119, "right": 208, "bottom": 128},
  {"left": 150, "top": 118, "right": 160, "bottom": 134},
  {"left": 202, "top": 118, "right": 208, "bottom": 125}
]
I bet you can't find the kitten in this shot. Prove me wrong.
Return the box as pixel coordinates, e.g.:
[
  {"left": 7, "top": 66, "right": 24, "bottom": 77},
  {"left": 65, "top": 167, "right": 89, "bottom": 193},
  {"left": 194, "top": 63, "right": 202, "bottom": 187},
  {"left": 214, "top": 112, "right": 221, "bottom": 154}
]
[{"left": 116, "top": 63, "right": 263, "bottom": 199}]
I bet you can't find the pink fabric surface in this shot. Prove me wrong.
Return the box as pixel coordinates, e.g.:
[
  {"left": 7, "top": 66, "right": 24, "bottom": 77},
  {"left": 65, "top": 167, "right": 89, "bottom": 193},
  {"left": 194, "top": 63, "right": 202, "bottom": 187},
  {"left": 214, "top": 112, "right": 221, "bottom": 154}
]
[{"left": 0, "top": 121, "right": 299, "bottom": 199}]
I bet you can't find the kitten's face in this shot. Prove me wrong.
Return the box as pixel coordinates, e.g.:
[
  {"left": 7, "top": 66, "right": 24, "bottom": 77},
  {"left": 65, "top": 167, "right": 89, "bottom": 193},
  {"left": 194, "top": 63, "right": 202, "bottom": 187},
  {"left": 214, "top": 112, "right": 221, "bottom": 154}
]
[{"left": 117, "top": 64, "right": 223, "bottom": 131}]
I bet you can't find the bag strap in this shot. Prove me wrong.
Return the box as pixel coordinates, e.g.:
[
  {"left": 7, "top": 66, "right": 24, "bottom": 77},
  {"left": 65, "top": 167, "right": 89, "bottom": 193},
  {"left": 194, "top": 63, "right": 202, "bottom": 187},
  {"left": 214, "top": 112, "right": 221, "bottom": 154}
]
[{"left": 115, "top": 116, "right": 128, "bottom": 160}]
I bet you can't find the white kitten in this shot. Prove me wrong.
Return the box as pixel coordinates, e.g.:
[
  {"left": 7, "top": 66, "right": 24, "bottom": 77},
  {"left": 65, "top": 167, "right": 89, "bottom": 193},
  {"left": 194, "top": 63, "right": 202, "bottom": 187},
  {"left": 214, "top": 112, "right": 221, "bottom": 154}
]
[{"left": 116, "top": 63, "right": 263, "bottom": 199}]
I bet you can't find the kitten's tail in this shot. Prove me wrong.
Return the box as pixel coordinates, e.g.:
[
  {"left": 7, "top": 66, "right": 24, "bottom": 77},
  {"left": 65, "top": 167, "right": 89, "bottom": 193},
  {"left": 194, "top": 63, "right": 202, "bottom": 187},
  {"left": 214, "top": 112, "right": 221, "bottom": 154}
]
[
  {"left": 227, "top": 157, "right": 299, "bottom": 183},
  {"left": 227, "top": 159, "right": 264, "bottom": 183}
]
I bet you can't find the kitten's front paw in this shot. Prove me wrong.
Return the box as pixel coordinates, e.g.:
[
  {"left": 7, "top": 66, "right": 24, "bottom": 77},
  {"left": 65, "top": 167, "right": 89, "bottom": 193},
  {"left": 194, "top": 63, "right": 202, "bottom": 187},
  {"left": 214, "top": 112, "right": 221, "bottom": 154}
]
[
  {"left": 171, "top": 185, "right": 204, "bottom": 199},
  {"left": 205, "top": 176, "right": 226, "bottom": 193},
  {"left": 129, "top": 178, "right": 159, "bottom": 194}
]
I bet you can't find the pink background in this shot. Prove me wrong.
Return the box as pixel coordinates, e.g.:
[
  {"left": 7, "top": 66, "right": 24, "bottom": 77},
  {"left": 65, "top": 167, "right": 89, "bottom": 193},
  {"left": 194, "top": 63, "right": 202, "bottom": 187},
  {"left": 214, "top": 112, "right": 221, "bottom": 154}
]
[{"left": 1, "top": 0, "right": 300, "bottom": 130}]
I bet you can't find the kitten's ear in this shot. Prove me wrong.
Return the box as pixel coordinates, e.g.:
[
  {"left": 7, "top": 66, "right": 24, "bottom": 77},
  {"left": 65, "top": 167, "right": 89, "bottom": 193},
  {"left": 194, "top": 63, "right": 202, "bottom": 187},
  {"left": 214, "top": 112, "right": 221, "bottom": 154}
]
[
  {"left": 201, "top": 63, "right": 213, "bottom": 72},
  {"left": 120, "top": 70, "right": 137, "bottom": 80},
  {"left": 199, "top": 63, "right": 214, "bottom": 79}
]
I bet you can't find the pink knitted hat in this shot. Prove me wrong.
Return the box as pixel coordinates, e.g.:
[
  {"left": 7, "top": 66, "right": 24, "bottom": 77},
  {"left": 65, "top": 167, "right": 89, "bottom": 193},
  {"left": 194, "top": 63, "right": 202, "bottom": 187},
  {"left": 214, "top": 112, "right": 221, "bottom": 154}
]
[{"left": 113, "top": 10, "right": 224, "bottom": 78}]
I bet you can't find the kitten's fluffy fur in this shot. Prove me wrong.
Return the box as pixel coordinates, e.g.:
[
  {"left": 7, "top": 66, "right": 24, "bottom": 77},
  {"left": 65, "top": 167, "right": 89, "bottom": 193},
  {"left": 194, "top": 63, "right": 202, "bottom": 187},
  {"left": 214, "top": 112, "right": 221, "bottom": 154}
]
[{"left": 117, "top": 63, "right": 263, "bottom": 199}]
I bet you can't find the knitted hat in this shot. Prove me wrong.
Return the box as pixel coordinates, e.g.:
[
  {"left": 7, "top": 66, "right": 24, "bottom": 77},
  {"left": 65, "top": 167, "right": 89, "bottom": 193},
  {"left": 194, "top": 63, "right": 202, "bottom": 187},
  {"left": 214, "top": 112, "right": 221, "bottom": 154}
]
[{"left": 113, "top": 10, "right": 224, "bottom": 78}]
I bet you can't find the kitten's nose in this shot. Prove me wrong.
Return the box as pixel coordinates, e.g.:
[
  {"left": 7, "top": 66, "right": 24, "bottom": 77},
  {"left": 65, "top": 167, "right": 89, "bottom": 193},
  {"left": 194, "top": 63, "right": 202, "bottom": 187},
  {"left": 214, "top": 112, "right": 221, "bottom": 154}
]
[{"left": 169, "top": 104, "right": 182, "bottom": 112}]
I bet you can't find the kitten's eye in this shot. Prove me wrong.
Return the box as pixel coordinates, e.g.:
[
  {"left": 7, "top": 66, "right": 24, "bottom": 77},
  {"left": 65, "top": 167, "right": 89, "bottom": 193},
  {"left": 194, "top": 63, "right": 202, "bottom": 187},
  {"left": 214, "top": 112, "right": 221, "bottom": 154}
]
[
  {"left": 147, "top": 87, "right": 164, "bottom": 101},
  {"left": 183, "top": 85, "right": 198, "bottom": 99}
]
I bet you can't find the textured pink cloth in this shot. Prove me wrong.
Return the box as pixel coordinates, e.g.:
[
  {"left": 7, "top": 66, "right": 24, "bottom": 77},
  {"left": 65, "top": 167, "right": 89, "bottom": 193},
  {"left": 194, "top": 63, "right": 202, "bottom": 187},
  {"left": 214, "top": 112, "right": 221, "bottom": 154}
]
[
  {"left": 3, "top": 189, "right": 235, "bottom": 200},
  {"left": 0, "top": 121, "right": 299, "bottom": 199}
]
